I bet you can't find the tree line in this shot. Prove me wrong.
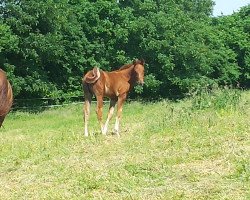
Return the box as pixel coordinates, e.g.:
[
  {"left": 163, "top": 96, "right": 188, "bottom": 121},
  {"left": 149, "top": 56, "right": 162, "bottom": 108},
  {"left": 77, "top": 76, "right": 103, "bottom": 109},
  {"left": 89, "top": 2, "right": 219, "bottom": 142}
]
[{"left": 0, "top": 0, "right": 249, "bottom": 100}]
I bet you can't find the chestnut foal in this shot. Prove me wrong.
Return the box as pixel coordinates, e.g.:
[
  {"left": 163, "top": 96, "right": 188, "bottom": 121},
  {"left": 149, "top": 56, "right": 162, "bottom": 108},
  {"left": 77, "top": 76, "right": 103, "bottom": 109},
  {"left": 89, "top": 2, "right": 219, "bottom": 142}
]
[
  {"left": 0, "top": 69, "right": 13, "bottom": 127},
  {"left": 82, "top": 59, "right": 145, "bottom": 136}
]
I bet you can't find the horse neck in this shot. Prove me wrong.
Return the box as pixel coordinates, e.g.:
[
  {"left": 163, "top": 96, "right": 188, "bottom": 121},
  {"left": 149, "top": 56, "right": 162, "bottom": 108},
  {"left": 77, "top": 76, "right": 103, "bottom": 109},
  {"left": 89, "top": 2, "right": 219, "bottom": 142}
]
[{"left": 120, "top": 65, "right": 137, "bottom": 84}]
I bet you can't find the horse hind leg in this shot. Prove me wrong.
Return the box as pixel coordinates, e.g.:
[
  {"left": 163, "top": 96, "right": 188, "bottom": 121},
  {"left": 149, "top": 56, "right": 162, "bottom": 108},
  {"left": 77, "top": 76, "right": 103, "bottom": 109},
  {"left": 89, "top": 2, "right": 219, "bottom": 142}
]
[
  {"left": 84, "top": 97, "right": 91, "bottom": 136},
  {"left": 0, "top": 116, "right": 5, "bottom": 128},
  {"left": 103, "top": 98, "right": 117, "bottom": 135},
  {"left": 83, "top": 83, "right": 92, "bottom": 136},
  {"left": 96, "top": 95, "right": 105, "bottom": 135}
]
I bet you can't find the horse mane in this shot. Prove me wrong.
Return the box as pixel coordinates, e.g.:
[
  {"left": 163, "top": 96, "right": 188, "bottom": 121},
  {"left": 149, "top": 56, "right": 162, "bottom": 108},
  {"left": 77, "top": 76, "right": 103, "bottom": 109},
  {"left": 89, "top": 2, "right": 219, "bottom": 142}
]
[
  {"left": 118, "top": 63, "right": 134, "bottom": 71},
  {"left": 118, "top": 59, "right": 145, "bottom": 71}
]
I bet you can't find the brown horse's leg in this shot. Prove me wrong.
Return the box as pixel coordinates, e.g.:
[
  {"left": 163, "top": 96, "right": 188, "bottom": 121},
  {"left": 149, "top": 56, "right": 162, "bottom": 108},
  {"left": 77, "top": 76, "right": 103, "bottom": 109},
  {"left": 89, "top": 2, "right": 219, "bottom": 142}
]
[
  {"left": 114, "top": 94, "right": 127, "bottom": 136},
  {"left": 103, "top": 98, "right": 117, "bottom": 135},
  {"left": 96, "top": 95, "right": 104, "bottom": 134},
  {"left": 0, "top": 116, "right": 5, "bottom": 128},
  {"left": 84, "top": 92, "right": 92, "bottom": 137}
]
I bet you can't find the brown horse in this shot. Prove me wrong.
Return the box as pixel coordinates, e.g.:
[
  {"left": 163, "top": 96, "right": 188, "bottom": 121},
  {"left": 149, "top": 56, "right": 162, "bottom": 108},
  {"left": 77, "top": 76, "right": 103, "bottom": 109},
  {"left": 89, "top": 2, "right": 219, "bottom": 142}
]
[
  {"left": 0, "top": 69, "right": 13, "bottom": 127},
  {"left": 82, "top": 59, "right": 145, "bottom": 136}
]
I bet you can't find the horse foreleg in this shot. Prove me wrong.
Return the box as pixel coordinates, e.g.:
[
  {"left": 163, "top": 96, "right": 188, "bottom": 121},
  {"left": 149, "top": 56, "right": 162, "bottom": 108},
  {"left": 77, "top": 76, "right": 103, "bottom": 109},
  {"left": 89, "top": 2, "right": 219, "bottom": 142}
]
[
  {"left": 103, "top": 99, "right": 117, "bottom": 135},
  {"left": 114, "top": 94, "right": 126, "bottom": 136},
  {"left": 96, "top": 95, "right": 104, "bottom": 134}
]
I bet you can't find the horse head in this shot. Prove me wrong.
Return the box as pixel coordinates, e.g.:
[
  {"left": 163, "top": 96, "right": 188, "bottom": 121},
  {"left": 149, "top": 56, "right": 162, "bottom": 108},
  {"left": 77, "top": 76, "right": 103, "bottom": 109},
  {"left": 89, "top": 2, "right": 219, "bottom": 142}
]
[{"left": 133, "top": 59, "right": 145, "bottom": 85}]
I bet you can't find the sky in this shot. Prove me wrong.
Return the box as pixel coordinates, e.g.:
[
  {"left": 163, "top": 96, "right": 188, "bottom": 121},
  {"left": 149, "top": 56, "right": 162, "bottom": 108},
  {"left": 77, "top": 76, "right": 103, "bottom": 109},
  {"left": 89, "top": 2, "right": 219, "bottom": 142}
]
[{"left": 213, "top": 0, "right": 250, "bottom": 16}]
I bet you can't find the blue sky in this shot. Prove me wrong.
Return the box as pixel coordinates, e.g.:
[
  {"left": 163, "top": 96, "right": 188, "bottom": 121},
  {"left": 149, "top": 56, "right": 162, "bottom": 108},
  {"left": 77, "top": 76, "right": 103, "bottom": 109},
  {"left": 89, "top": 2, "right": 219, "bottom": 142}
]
[{"left": 213, "top": 0, "right": 250, "bottom": 16}]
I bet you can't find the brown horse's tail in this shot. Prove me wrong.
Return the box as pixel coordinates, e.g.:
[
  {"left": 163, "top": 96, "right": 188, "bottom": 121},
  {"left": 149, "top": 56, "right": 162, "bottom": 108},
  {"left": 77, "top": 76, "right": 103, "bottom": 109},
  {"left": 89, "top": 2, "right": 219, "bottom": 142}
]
[
  {"left": 82, "top": 67, "right": 100, "bottom": 98},
  {"left": 83, "top": 67, "right": 100, "bottom": 84}
]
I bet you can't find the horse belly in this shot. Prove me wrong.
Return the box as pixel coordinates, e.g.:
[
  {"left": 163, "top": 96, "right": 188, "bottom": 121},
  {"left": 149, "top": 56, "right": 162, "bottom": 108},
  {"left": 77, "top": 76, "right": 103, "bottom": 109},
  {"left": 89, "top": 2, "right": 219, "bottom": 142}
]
[{"left": 104, "top": 84, "right": 117, "bottom": 98}]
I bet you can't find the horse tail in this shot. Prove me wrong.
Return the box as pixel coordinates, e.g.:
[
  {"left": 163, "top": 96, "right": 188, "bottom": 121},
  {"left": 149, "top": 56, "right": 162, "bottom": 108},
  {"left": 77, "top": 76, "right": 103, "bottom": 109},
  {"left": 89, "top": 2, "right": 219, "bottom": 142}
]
[
  {"left": 7, "top": 80, "right": 13, "bottom": 109},
  {"left": 82, "top": 79, "right": 92, "bottom": 97},
  {"left": 82, "top": 67, "right": 100, "bottom": 97},
  {"left": 83, "top": 67, "right": 100, "bottom": 84}
]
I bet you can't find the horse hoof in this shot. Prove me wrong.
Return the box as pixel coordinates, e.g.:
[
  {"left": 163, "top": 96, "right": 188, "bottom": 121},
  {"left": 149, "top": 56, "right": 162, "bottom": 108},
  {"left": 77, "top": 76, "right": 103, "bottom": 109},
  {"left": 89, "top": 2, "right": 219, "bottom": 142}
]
[
  {"left": 84, "top": 132, "right": 89, "bottom": 137},
  {"left": 112, "top": 130, "right": 120, "bottom": 137}
]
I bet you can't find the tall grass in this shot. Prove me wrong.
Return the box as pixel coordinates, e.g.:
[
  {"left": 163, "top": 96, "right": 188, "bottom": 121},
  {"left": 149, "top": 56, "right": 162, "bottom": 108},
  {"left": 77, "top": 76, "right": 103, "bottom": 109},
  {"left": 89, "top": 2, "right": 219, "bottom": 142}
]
[
  {"left": 189, "top": 85, "right": 242, "bottom": 110},
  {"left": 0, "top": 89, "right": 249, "bottom": 199}
]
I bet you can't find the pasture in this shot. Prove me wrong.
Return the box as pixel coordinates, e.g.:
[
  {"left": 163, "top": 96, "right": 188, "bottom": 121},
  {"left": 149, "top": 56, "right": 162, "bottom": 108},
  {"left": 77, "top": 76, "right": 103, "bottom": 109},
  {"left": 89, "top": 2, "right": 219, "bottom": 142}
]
[{"left": 0, "top": 90, "right": 249, "bottom": 199}]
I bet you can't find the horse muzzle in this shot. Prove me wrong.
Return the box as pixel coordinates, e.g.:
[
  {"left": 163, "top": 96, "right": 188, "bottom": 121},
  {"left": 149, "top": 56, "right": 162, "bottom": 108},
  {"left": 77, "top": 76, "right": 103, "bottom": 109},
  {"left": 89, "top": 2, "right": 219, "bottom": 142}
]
[{"left": 138, "top": 80, "right": 144, "bottom": 85}]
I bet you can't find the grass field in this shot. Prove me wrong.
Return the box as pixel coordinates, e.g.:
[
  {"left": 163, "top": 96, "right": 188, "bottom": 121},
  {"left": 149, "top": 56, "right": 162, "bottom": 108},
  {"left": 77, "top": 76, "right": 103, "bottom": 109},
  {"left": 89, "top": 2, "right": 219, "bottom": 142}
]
[{"left": 0, "top": 90, "right": 249, "bottom": 199}]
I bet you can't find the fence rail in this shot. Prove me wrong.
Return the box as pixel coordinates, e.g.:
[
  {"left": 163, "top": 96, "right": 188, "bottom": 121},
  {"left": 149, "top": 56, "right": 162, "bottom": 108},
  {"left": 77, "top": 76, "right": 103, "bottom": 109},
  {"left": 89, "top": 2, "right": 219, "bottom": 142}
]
[
  {"left": 14, "top": 95, "right": 84, "bottom": 101},
  {"left": 12, "top": 95, "right": 112, "bottom": 111}
]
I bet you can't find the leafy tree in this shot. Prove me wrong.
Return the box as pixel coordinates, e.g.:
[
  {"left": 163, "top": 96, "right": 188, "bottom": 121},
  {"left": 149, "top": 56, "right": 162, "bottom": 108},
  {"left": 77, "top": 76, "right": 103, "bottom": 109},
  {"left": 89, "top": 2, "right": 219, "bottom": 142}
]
[
  {"left": 0, "top": 0, "right": 248, "bottom": 101},
  {"left": 213, "top": 5, "right": 250, "bottom": 87}
]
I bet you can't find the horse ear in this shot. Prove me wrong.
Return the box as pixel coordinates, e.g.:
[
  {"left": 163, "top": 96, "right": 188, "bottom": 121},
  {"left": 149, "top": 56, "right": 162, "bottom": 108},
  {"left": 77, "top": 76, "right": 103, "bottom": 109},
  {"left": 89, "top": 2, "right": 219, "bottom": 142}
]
[
  {"left": 133, "top": 59, "right": 145, "bottom": 65},
  {"left": 140, "top": 59, "right": 145, "bottom": 65}
]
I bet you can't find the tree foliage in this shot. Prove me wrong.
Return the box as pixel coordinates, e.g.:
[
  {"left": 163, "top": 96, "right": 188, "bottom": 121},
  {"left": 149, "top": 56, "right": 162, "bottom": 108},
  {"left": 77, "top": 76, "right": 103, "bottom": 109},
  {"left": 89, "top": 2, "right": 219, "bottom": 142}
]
[{"left": 0, "top": 0, "right": 249, "bottom": 100}]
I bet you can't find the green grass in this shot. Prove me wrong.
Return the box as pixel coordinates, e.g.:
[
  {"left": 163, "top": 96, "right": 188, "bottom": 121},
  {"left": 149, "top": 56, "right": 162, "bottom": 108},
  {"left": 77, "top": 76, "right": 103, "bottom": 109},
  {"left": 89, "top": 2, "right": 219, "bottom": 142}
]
[{"left": 0, "top": 90, "right": 249, "bottom": 199}]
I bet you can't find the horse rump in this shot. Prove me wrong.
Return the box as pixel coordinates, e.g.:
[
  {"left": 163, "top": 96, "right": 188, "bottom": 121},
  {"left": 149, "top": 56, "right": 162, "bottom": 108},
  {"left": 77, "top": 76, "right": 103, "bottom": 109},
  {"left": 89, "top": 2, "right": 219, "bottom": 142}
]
[{"left": 0, "top": 69, "right": 13, "bottom": 127}]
